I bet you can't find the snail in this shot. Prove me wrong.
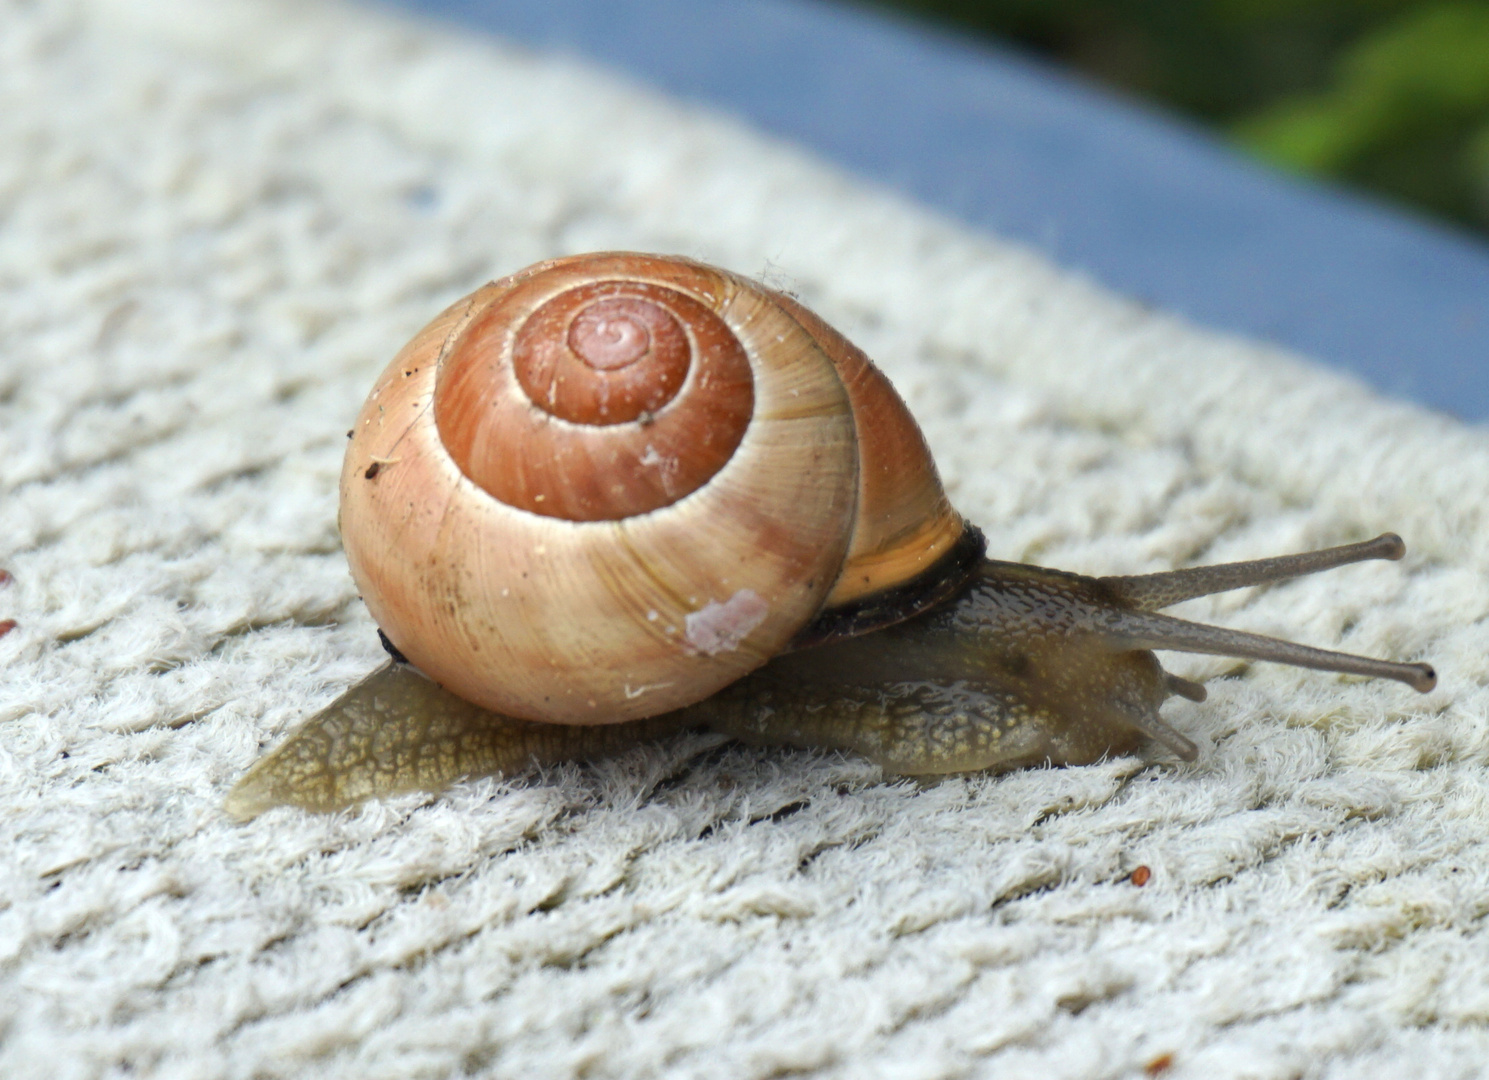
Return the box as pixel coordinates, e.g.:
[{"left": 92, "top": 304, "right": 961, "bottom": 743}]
[{"left": 225, "top": 252, "right": 1436, "bottom": 820}]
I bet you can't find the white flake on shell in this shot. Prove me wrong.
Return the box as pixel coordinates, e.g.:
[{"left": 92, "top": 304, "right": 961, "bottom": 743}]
[
  {"left": 638, "top": 443, "right": 680, "bottom": 495},
  {"left": 683, "top": 589, "right": 769, "bottom": 655}
]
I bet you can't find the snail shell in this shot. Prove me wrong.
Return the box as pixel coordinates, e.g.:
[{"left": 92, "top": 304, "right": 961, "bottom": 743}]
[{"left": 341, "top": 253, "right": 968, "bottom": 725}]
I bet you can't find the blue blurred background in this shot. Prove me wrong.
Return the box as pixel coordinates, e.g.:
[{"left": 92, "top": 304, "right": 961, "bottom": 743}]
[{"left": 384, "top": 0, "right": 1489, "bottom": 420}]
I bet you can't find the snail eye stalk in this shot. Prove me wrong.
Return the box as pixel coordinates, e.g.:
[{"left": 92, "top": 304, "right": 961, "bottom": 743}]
[{"left": 1097, "top": 534, "right": 1434, "bottom": 693}]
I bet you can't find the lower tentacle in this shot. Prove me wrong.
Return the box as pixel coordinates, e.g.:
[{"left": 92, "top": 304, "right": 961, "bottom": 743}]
[{"left": 1108, "top": 697, "right": 1199, "bottom": 762}]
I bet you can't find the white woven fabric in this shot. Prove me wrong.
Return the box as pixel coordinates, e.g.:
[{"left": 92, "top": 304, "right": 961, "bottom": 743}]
[{"left": 3, "top": 1, "right": 1487, "bottom": 1077}]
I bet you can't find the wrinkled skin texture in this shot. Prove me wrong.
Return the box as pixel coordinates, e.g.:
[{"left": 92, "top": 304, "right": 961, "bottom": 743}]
[{"left": 696, "top": 562, "right": 1184, "bottom": 775}]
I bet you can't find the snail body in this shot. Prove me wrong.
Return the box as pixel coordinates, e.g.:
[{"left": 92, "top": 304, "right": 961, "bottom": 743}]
[{"left": 226, "top": 254, "right": 1435, "bottom": 820}]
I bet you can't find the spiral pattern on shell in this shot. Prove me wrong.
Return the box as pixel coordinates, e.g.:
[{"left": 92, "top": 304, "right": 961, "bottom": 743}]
[
  {"left": 339, "top": 253, "right": 964, "bottom": 724},
  {"left": 437, "top": 272, "right": 756, "bottom": 522}
]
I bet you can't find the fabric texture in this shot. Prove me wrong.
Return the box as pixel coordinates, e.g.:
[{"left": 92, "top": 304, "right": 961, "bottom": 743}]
[{"left": 2, "top": 1, "right": 1486, "bottom": 1077}]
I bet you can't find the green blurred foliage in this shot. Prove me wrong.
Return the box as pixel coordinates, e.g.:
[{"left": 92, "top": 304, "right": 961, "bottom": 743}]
[{"left": 870, "top": 0, "right": 1489, "bottom": 233}]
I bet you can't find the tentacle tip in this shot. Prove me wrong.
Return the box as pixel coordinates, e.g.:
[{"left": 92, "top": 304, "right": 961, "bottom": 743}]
[
  {"left": 1409, "top": 663, "right": 1437, "bottom": 693},
  {"left": 1164, "top": 673, "right": 1208, "bottom": 703},
  {"left": 1135, "top": 716, "right": 1201, "bottom": 764},
  {"left": 1374, "top": 533, "right": 1406, "bottom": 561},
  {"left": 1158, "top": 727, "right": 1201, "bottom": 763}
]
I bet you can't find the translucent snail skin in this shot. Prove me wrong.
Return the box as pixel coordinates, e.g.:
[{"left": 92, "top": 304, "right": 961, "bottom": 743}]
[{"left": 226, "top": 254, "right": 1435, "bottom": 820}]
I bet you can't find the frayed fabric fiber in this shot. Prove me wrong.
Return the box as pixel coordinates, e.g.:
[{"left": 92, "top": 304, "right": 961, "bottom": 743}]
[{"left": 3, "top": 1, "right": 1489, "bottom": 1078}]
